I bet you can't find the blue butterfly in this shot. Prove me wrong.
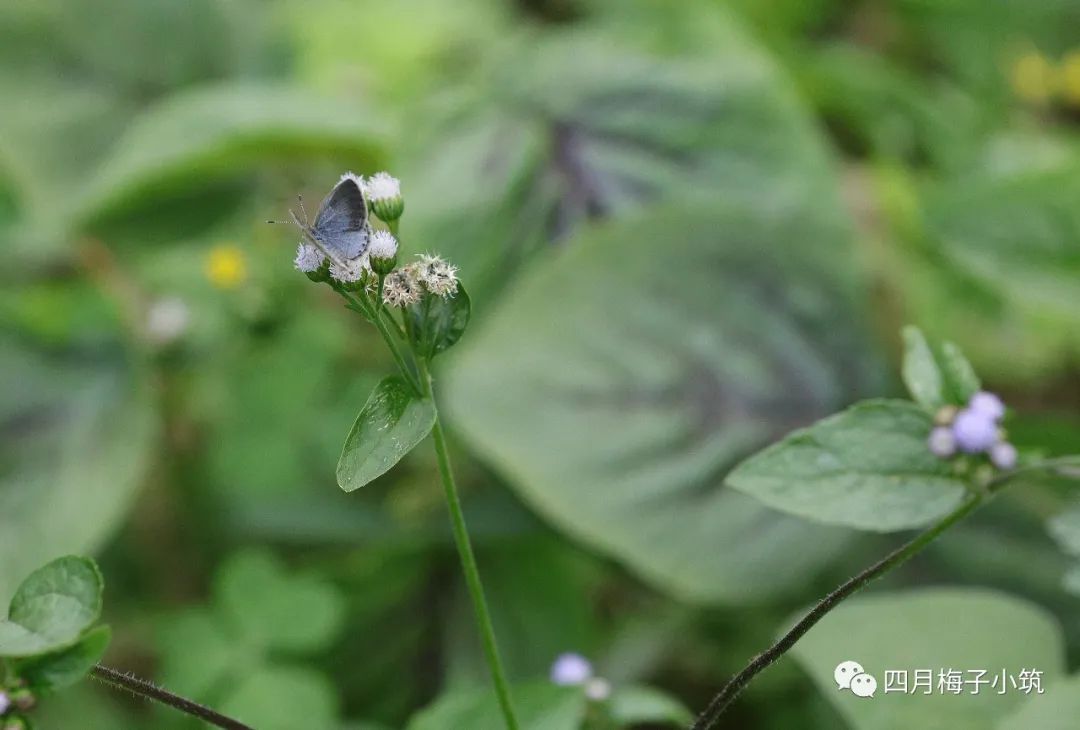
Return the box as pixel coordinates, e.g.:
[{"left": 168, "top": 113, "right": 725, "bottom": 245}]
[{"left": 290, "top": 173, "right": 371, "bottom": 266}]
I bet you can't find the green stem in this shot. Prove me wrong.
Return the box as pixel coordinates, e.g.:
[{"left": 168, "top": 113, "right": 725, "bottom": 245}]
[
  {"left": 418, "top": 359, "right": 520, "bottom": 730},
  {"left": 337, "top": 287, "right": 420, "bottom": 394},
  {"left": 691, "top": 493, "right": 983, "bottom": 730}
]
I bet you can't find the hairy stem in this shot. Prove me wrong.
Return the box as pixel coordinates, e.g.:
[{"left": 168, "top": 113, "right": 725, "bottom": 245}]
[
  {"left": 418, "top": 359, "right": 520, "bottom": 730},
  {"left": 691, "top": 494, "right": 983, "bottom": 730},
  {"left": 337, "top": 288, "right": 420, "bottom": 393},
  {"left": 91, "top": 665, "right": 253, "bottom": 730}
]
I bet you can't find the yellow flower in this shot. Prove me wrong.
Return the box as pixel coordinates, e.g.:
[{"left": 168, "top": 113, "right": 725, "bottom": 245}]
[
  {"left": 1061, "top": 51, "right": 1080, "bottom": 107},
  {"left": 1010, "top": 50, "right": 1057, "bottom": 105},
  {"left": 205, "top": 245, "right": 248, "bottom": 289}
]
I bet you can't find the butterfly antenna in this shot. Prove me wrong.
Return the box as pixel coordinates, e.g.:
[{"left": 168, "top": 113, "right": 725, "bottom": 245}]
[{"left": 297, "top": 195, "right": 309, "bottom": 226}]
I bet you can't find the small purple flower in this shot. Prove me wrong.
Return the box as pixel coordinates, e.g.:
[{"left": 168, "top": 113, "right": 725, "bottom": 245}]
[
  {"left": 990, "top": 442, "right": 1018, "bottom": 470},
  {"left": 0, "top": 691, "right": 9, "bottom": 715},
  {"left": 952, "top": 408, "right": 999, "bottom": 453},
  {"left": 550, "top": 653, "right": 593, "bottom": 686},
  {"left": 968, "top": 391, "right": 1006, "bottom": 422},
  {"left": 928, "top": 427, "right": 957, "bottom": 458}
]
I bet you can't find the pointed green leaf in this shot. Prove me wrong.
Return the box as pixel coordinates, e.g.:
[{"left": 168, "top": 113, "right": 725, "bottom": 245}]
[
  {"left": 15, "top": 625, "right": 111, "bottom": 691},
  {"left": 940, "top": 340, "right": 981, "bottom": 402},
  {"left": 407, "top": 285, "right": 471, "bottom": 360},
  {"left": 901, "top": 326, "right": 945, "bottom": 410},
  {"left": 0, "top": 557, "right": 104, "bottom": 658},
  {"left": 336, "top": 376, "right": 436, "bottom": 492},
  {"left": 727, "top": 400, "right": 968, "bottom": 531}
]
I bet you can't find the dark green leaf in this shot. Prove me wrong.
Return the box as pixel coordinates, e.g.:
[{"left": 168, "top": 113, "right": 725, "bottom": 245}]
[
  {"left": 403, "top": 5, "right": 852, "bottom": 305},
  {"left": 444, "top": 204, "right": 883, "bottom": 603},
  {"left": 0, "top": 557, "right": 104, "bottom": 658},
  {"left": 406, "top": 285, "right": 471, "bottom": 360},
  {"left": 337, "top": 376, "right": 437, "bottom": 492},
  {"left": 728, "top": 399, "right": 968, "bottom": 531},
  {"left": 940, "top": 340, "right": 981, "bottom": 402},
  {"left": 15, "top": 625, "right": 111, "bottom": 691}
]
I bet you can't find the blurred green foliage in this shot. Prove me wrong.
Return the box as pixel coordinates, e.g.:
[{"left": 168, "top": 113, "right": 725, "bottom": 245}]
[{"left": 2, "top": 0, "right": 1080, "bottom": 728}]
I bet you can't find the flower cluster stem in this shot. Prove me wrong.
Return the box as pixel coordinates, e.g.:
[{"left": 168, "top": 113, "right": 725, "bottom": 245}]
[
  {"left": 91, "top": 665, "right": 253, "bottom": 730},
  {"left": 418, "top": 359, "right": 520, "bottom": 730}
]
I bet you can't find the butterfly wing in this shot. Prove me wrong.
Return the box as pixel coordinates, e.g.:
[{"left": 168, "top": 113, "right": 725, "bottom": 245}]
[{"left": 311, "top": 176, "right": 370, "bottom": 259}]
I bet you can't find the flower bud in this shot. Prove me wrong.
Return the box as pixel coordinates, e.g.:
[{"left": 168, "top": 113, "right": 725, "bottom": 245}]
[
  {"left": 365, "top": 172, "right": 404, "bottom": 223},
  {"left": 990, "top": 442, "right": 1018, "bottom": 470},
  {"left": 968, "top": 391, "right": 1006, "bottom": 422},
  {"left": 368, "top": 230, "right": 399, "bottom": 276},
  {"left": 584, "top": 677, "right": 612, "bottom": 701},
  {"left": 927, "top": 427, "right": 956, "bottom": 458},
  {"left": 0, "top": 691, "right": 10, "bottom": 715}
]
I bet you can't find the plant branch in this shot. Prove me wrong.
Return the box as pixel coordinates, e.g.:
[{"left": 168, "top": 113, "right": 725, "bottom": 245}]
[
  {"left": 690, "top": 494, "right": 983, "bottom": 730},
  {"left": 418, "top": 359, "right": 520, "bottom": 730},
  {"left": 91, "top": 665, "right": 253, "bottom": 730},
  {"left": 336, "top": 287, "right": 420, "bottom": 393}
]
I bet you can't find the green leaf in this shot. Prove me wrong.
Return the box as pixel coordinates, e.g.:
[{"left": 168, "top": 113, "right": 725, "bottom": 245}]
[
  {"left": 999, "top": 674, "right": 1080, "bottom": 730},
  {"left": 728, "top": 399, "right": 968, "bottom": 532},
  {"left": 939, "top": 340, "right": 981, "bottom": 403},
  {"left": 790, "top": 588, "right": 1066, "bottom": 730},
  {"left": 0, "top": 556, "right": 103, "bottom": 658},
  {"left": 407, "top": 682, "right": 585, "bottom": 730},
  {"left": 0, "top": 338, "right": 156, "bottom": 600},
  {"left": 337, "top": 375, "right": 437, "bottom": 493},
  {"left": 1047, "top": 505, "right": 1080, "bottom": 557},
  {"left": 214, "top": 549, "right": 345, "bottom": 654},
  {"left": 609, "top": 684, "right": 693, "bottom": 727},
  {"left": 220, "top": 665, "right": 339, "bottom": 730},
  {"left": 402, "top": 4, "right": 853, "bottom": 305},
  {"left": 15, "top": 625, "right": 111, "bottom": 691},
  {"left": 156, "top": 609, "right": 238, "bottom": 700},
  {"left": 77, "top": 83, "right": 386, "bottom": 231},
  {"left": 901, "top": 326, "right": 946, "bottom": 410},
  {"left": 444, "top": 204, "right": 883, "bottom": 603},
  {"left": 406, "top": 285, "right": 472, "bottom": 360}
]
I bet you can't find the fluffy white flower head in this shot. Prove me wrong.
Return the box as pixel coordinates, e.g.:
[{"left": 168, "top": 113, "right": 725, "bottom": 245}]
[
  {"left": 382, "top": 267, "right": 422, "bottom": 307},
  {"left": 294, "top": 242, "right": 326, "bottom": 273},
  {"left": 369, "top": 230, "right": 399, "bottom": 261},
  {"left": 584, "top": 677, "right": 611, "bottom": 701},
  {"left": 416, "top": 254, "right": 459, "bottom": 297},
  {"left": 146, "top": 296, "right": 191, "bottom": 345},
  {"left": 330, "top": 254, "right": 370, "bottom": 284},
  {"left": 365, "top": 171, "right": 401, "bottom": 202},
  {"left": 339, "top": 171, "right": 365, "bottom": 190}
]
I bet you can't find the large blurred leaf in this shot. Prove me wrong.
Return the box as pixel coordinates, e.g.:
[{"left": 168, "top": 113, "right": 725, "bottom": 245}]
[
  {"left": 0, "top": 341, "right": 155, "bottom": 599},
  {"left": 791, "top": 588, "right": 1065, "bottom": 730},
  {"left": 79, "top": 84, "right": 387, "bottom": 232},
  {"left": 998, "top": 674, "right": 1080, "bottom": 730},
  {"left": 727, "top": 400, "right": 968, "bottom": 532},
  {"left": 402, "top": 3, "right": 851, "bottom": 304},
  {"left": 220, "top": 665, "right": 339, "bottom": 730},
  {"left": 444, "top": 204, "right": 882, "bottom": 603}
]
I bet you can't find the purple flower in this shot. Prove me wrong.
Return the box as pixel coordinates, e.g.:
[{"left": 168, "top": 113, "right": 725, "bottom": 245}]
[
  {"left": 952, "top": 408, "right": 998, "bottom": 453},
  {"left": 991, "top": 442, "right": 1018, "bottom": 470},
  {"left": 927, "top": 427, "right": 957, "bottom": 458},
  {"left": 0, "top": 691, "right": 9, "bottom": 715},
  {"left": 968, "top": 391, "right": 1006, "bottom": 421},
  {"left": 550, "top": 653, "right": 593, "bottom": 686}
]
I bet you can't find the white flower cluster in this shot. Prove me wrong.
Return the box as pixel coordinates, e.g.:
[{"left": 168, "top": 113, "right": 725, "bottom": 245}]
[
  {"left": 363, "top": 171, "right": 401, "bottom": 202},
  {"left": 381, "top": 254, "right": 459, "bottom": 308},
  {"left": 329, "top": 254, "right": 372, "bottom": 284}
]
